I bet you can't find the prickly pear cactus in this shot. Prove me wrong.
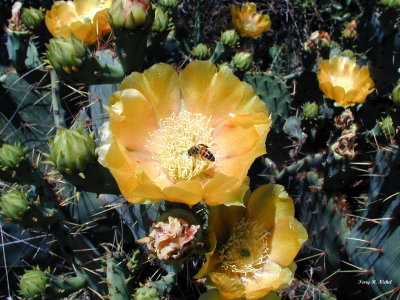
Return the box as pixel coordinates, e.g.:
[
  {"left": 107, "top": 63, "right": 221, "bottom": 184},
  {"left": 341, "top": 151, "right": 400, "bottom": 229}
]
[{"left": 1, "top": 0, "right": 399, "bottom": 299}]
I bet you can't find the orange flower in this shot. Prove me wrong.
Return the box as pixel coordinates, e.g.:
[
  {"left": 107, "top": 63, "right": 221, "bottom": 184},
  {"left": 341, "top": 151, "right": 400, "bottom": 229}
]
[
  {"left": 231, "top": 2, "right": 271, "bottom": 38},
  {"left": 45, "top": 0, "right": 112, "bottom": 44},
  {"left": 98, "top": 61, "right": 271, "bottom": 206},
  {"left": 196, "top": 185, "right": 308, "bottom": 300},
  {"left": 317, "top": 56, "right": 375, "bottom": 107}
]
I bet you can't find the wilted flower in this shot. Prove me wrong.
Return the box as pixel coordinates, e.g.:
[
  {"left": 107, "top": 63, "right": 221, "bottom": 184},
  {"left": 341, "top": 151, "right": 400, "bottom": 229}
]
[
  {"left": 138, "top": 215, "right": 200, "bottom": 260},
  {"left": 331, "top": 124, "right": 358, "bottom": 160},
  {"left": 196, "top": 185, "right": 308, "bottom": 300},
  {"left": 342, "top": 20, "right": 357, "bottom": 39},
  {"left": 99, "top": 61, "right": 271, "bottom": 206},
  {"left": 231, "top": 2, "right": 271, "bottom": 38},
  {"left": 45, "top": 0, "right": 112, "bottom": 45},
  {"left": 317, "top": 56, "right": 375, "bottom": 107},
  {"left": 334, "top": 109, "right": 354, "bottom": 130},
  {"left": 303, "top": 30, "right": 331, "bottom": 52}
]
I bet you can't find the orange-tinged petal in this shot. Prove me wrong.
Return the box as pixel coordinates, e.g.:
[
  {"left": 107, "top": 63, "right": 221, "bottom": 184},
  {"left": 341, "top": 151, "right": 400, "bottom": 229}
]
[
  {"left": 317, "top": 56, "right": 374, "bottom": 107},
  {"left": 268, "top": 217, "right": 308, "bottom": 266},
  {"left": 209, "top": 269, "right": 245, "bottom": 299},
  {"left": 179, "top": 62, "right": 245, "bottom": 127},
  {"left": 130, "top": 183, "right": 164, "bottom": 204},
  {"left": 104, "top": 140, "right": 138, "bottom": 200},
  {"left": 243, "top": 261, "right": 293, "bottom": 299},
  {"left": 162, "top": 180, "right": 203, "bottom": 206},
  {"left": 204, "top": 173, "right": 249, "bottom": 206},
  {"left": 70, "top": 21, "right": 97, "bottom": 44},
  {"left": 119, "top": 63, "right": 180, "bottom": 123},
  {"left": 245, "top": 184, "right": 295, "bottom": 229},
  {"left": 208, "top": 203, "right": 245, "bottom": 244},
  {"left": 109, "top": 89, "right": 157, "bottom": 153}
]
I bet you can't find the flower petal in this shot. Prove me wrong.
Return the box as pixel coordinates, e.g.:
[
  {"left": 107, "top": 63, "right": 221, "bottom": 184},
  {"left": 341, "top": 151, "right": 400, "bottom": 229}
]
[
  {"left": 162, "top": 180, "right": 203, "bottom": 206},
  {"left": 204, "top": 173, "right": 249, "bottom": 206},
  {"left": 243, "top": 261, "right": 294, "bottom": 299},
  {"left": 109, "top": 88, "right": 157, "bottom": 153},
  {"left": 245, "top": 184, "right": 295, "bottom": 229},
  {"left": 268, "top": 217, "right": 308, "bottom": 266},
  {"left": 195, "top": 230, "right": 220, "bottom": 279},
  {"left": 119, "top": 63, "right": 180, "bottom": 123},
  {"left": 209, "top": 269, "right": 245, "bottom": 299},
  {"left": 179, "top": 61, "right": 245, "bottom": 127}
]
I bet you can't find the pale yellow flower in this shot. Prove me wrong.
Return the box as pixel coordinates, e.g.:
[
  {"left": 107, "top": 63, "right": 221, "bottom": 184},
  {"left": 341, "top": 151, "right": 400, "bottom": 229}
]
[
  {"left": 196, "top": 185, "right": 308, "bottom": 300},
  {"left": 45, "top": 0, "right": 112, "bottom": 44},
  {"left": 231, "top": 3, "right": 271, "bottom": 38},
  {"left": 98, "top": 61, "right": 271, "bottom": 206},
  {"left": 317, "top": 56, "right": 375, "bottom": 107}
]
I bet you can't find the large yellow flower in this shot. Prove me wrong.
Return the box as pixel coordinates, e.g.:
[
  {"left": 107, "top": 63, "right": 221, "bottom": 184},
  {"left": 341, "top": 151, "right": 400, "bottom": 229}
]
[
  {"left": 98, "top": 61, "right": 271, "bottom": 206},
  {"left": 196, "top": 185, "right": 308, "bottom": 300},
  {"left": 231, "top": 3, "right": 271, "bottom": 38},
  {"left": 45, "top": 0, "right": 112, "bottom": 45},
  {"left": 317, "top": 56, "right": 375, "bottom": 107}
]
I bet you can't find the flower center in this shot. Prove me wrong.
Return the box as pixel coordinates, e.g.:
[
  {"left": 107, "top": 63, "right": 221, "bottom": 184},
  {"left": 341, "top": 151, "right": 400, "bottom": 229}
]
[
  {"left": 331, "top": 76, "right": 354, "bottom": 93},
  {"left": 147, "top": 110, "right": 215, "bottom": 181},
  {"left": 219, "top": 218, "right": 270, "bottom": 274}
]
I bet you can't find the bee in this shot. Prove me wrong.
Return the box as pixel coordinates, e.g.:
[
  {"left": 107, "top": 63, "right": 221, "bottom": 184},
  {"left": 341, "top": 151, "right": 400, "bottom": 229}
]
[{"left": 188, "top": 144, "right": 215, "bottom": 162}]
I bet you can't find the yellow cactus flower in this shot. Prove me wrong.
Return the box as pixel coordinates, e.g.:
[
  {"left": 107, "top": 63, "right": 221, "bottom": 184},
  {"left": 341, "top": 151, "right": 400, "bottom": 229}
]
[
  {"left": 45, "top": 0, "right": 112, "bottom": 45},
  {"left": 231, "top": 2, "right": 271, "bottom": 38},
  {"left": 196, "top": 185, "right": 308, "bottom": 300},
  {"left": 98, "top": 61, "right": 271, "bottom": 206},
  {"left": 317, "top": 56, "right": 375, "bottom": 107}
]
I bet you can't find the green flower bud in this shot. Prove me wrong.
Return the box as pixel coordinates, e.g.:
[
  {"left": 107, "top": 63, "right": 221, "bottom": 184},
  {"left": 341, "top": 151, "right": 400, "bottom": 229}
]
[
  {"left": 0, "top": 189, "right": 30, "bottom": 221},
  {"left": 392, "top": 82, "right": 400, "bottom": 105},
  {"left": 109, "top": 0, "right": 153, "bottom": 30},
  {"left": 21, "top": 7, "right": 44, "bottom": 30},
  {"left": 302, "top": 102, "right": 319, "bottom": 120},
  {"left": 341, "top": 49, "right": 355, "bottom": 59},
  {"left": 49, "top": 128, "right": 96, "bottom": 173},
  {"left": 18, "top": 267, "right": 48, "bottom": 299},
  {"left": 221, "top": 30, "right": 239, "bottom": 48},
  {"left": 133, "top": 286, "right": 160, "bottom": 300},
  {"left": 379, "top": 116, "right": 395, "bottom": 138},
  {"left": 0, "top": 142, "right": 26, "bottom": 168},
  {"left": 232, "top": 52, "right": 253, "bottom": 71},
  {"left": 381, "top": 0, "right": 400, "bottom": 7},
  {"left": 152, "top": 6, "right": 170, "bottom": 32},
  {"left": 46, "top": 36, "right": 86, "bottom": 74},
  {"left": 191, "top": 43, "right": 211, "bottom": 60},
  {"left": 159, "top": 0, "right": 179, "bottom": 8}
]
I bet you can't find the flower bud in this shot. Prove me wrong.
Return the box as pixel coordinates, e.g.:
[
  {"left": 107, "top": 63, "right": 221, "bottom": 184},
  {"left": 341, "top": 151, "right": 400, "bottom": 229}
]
[
  {"left": 108, "top": 0, "right": 153, "bottom": 30},
  {"left": 46, "top": 36, "right": 86, "bottom": 74},
  {"left": 191, "top": 43, "right": 211, "bottom": 60},
  {"left": 159, "top": 0, "right": 179, "bottom": 8},
  {"left": 221, "top": 29, "right": 239, "bottom": 48},
  {"left": 49, "top": 128, "right": 96, "bottom": 173},
  {"left": 21, "top": 7, "right": 44, "bottom": 30},
  {"left": 381, "top": 0, "right": 400, "bottom": 7},
  {"left": 379, "top": 116, "right": 395, "bottom": 138},
  {"left": 341, "top": 49, "right": 355, "bottom": 59},
  {"left": 302, "top": 102, "right": 319, "bottom": 120},
  {"left": 0, "top": 189, "right": 30, "bottom": 221},
  {"left": 18, "top": 267, "right": 48, "bottom": 299},
  {"left": 392, "top": 81, "right": 400, "bottom": 105},
  {"left": 152, "top": 6, "right": 170, "bottom": 32},
  {"left": 232, "top": 52, "right": 253, "bottom": 71},
  {"left": 133, "top": 286, "right": 160, "bottom": 300},
  {"left": 0, "top": 142, "right": 26, "bottom": 168}
]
